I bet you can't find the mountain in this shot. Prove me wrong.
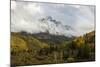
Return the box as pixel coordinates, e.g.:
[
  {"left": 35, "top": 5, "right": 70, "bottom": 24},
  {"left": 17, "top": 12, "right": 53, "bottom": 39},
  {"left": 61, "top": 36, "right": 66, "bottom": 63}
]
[
  {"left": 73, "top": 31, "right": 95, "bottom": 47},
  {"left": 32, "top": 32, "right": 74, "bottom": 45},
  {"left": 11, "top": 30, "right": 95, "bottom": 53},
  {"left": 11, "top": 31, "right": 95, "bottom": 66},
  {"left": 39, "top": 16, "right": 75, "bottom": 36},
  {"left": 11, "top": 31, "right": 74, "bottom": 52},
  {"left": 11, "top": 32, "right": 50, "bottom": 53}
]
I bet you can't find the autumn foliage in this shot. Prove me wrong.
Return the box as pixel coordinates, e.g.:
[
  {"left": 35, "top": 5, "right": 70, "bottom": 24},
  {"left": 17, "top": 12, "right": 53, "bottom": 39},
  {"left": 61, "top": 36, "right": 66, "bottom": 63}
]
[{"left": 11, "top": 31, "right": 95, "bottom": 66}]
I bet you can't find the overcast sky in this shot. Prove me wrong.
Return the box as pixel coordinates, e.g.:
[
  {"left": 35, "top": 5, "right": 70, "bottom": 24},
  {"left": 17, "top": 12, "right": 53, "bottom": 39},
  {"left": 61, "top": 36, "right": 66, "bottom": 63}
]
[{"left": 11, "top": 1, "right": 95, "bottom": 37}]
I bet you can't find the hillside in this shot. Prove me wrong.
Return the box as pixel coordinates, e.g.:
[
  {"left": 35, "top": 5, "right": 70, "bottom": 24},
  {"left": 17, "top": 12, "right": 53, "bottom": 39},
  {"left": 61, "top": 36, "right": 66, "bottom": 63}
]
[
  {"left": 11, "top": 32, "right": 50, "bottom": 52},
  {"left": 11, "top": 31, "right": 95, "bottom": 66}
]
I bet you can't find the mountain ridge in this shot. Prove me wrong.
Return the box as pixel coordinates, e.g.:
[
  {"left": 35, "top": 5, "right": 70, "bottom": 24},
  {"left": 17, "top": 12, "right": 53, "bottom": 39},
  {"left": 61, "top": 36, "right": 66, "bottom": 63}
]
[{"left": 11, "top": 30, "right": 95, "bottom": 66}]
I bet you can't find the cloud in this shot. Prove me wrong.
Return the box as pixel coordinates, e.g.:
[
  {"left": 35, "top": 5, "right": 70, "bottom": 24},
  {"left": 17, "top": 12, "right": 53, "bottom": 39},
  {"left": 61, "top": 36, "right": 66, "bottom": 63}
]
[
  {"left": 11, "top": 1, "right": 17, "bottom": 10},
  {"left": 11, "top": 1, "right": 95, "bottom": 36}
]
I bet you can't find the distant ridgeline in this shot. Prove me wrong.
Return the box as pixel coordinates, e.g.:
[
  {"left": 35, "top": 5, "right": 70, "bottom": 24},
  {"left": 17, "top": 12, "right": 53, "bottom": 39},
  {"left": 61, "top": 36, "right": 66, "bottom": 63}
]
[{"left": 11, "top": 31, "right": 95, "bottom": 66}]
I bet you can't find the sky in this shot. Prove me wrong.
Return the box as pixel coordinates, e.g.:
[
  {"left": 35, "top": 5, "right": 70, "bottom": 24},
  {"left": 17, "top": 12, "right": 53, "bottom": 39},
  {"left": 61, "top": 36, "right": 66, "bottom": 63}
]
[{"left": 11, "top": 1, "right": 95, "bottom": 37}]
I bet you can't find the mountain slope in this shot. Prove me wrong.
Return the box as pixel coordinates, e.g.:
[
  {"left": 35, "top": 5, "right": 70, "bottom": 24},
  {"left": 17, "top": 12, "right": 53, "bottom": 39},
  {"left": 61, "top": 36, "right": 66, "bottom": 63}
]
[
  {"left": 11, "top": 31, "right": 95, "bottom": 66},
  {"left": 11, "top": 32, "right": 50, "bottom": 52}
]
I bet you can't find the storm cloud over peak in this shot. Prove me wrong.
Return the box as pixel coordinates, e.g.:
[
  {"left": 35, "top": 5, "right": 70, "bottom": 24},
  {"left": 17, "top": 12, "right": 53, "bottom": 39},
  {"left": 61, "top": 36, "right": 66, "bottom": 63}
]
[{"left": 11, "top": 1, "right": 95, "bottom": 37}]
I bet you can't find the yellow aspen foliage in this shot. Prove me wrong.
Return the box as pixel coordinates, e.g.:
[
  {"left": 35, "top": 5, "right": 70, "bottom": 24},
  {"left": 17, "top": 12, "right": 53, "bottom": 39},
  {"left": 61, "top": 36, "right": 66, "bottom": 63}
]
[
  {"left": 11, "top": 35, "right": 28, "bottom": 52},
  {"left": 73, "top": 36, "right": 85, "bottom": 47}
]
